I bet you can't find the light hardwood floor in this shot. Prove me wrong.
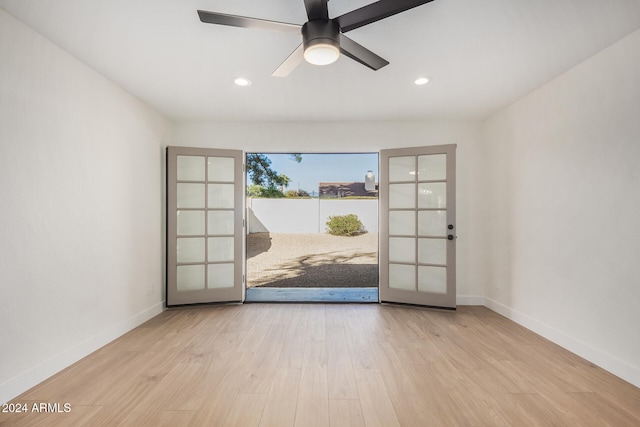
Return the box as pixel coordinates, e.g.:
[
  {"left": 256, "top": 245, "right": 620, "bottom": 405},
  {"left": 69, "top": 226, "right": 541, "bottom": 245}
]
[{"left": 2, "top": 304, "right": 639, "bottom": 426}]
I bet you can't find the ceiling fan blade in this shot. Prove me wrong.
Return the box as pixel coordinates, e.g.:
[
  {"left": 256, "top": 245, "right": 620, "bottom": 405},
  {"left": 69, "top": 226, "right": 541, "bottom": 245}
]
[
  {"left": 303, "top": 0, "right": 329, "bottom": 21},
  {"left": 336, "top": 0, "right": 435, "bottom": 33},
  {"left": 272, "top": 44, "right": 305, "bottom": 77},
  {"left": 339, "top": 34, "right": 389, "bottom": 70},
  {"left": 197, "top": 10, "right": 301, "bottom": 34}
]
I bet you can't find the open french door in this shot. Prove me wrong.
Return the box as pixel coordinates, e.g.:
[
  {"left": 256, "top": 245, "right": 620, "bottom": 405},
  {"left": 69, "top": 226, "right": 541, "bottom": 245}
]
[
  {"left": 379, "top": 145, "right": 457, "bottom": 308},
  {"left": 166, "top": 146, "right": 245, "bottom": 306}
]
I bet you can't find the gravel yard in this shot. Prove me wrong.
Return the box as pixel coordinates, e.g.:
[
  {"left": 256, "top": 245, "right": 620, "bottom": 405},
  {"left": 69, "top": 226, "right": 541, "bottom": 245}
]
[{"left": 247, "top": 232, "right": 379, "bottom": 288}]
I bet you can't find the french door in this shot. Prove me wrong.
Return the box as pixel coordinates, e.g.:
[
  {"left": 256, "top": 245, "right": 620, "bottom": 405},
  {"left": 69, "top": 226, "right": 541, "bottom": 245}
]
[
  {"left": 166, "top": 147, "right": 244, "bottom": 306},
  {"left": 166, "top": 145, "right": 455, "bottom": 308},
  {"left": 379, "top": 145, "right": 457, "bottom": 308}
]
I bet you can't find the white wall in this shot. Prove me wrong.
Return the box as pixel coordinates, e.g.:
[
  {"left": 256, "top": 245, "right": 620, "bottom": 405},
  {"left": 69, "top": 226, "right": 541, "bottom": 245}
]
[
  {"left": 174, "top": 120, "right": 487, "bottom": 304},
  {"left": 248, "top": 198, "right": 321, "bottom": 234},
  {"left": 248, "top": 198, "right": 378, "bottom": 234},
  {"left": 483, "top": 29, "right": 640, "bottom": 387},
  {"left": 0, "top": 10, "right": 171, "bottom": 403}
]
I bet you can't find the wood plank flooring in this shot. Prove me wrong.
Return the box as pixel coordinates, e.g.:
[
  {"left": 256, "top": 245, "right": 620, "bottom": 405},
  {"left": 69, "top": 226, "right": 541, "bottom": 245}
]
[{"left": 2, "top": 305, "right": 639, "bottom": 426}]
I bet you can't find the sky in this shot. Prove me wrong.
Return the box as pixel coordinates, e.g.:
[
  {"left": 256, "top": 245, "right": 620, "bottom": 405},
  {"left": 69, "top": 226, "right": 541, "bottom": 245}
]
[{"left": 257, "top": 153, "right": 379, "bottom": 195}]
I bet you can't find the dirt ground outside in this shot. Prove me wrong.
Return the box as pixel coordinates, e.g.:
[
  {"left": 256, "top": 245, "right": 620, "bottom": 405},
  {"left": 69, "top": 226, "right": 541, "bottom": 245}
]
[{"left": 247, "top": 232, "right": 378, "bottom": 288}]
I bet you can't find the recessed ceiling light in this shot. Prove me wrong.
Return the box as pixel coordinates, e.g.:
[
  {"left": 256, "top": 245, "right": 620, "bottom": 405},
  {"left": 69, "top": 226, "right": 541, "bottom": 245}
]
[
  {"left": 233, "top": 77, "right": 252, "bottom": 87},
  {"left": 414, "top": 76, "right": 431, "bottom": 86}
]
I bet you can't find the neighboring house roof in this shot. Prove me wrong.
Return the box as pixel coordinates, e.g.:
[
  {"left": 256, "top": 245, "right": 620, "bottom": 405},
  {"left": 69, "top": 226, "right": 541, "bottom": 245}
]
[{"left": 319, "top": 182, "right": 378, "bottom": 198}]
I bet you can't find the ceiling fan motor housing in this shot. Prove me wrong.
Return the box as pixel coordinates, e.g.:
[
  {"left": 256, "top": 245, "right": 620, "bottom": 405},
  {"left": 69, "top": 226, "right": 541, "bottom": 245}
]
[{"left": 302, "top": 20, "right": 340, "bottom": 51}]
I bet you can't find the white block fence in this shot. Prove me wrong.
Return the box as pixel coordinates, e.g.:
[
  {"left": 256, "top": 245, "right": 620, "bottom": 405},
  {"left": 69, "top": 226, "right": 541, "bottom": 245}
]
[{"left": 247, "top": 198, "right": 378, "bottom": 234}]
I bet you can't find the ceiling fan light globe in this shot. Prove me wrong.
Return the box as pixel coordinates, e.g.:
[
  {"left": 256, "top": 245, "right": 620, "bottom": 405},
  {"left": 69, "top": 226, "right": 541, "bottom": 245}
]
[{"left": 304, "top": 43, "right": 340, "bottom": 66}]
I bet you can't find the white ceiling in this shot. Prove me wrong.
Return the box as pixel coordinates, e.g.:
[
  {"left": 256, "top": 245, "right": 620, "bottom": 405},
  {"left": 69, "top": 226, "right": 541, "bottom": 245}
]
[{"left": 2, "top": 0, "right": 640, "bottom": 122}]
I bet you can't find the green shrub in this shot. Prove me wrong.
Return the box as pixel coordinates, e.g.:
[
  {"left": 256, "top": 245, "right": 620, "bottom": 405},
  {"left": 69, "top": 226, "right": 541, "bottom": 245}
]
[
  {"left": 259, "top": 186, "right": 285, "bottom": 198},
  {"left": 326, "top": 214, "right": 366, "bottom": 236},
  {"left": 246, "top": 184, "right": 264, "bottom": 197},
  {"left": 247, "top": 184, "right": 284, "bottom": 198},
  {"left": 285, "top": 189, "right": 311, "bottom": 198}
]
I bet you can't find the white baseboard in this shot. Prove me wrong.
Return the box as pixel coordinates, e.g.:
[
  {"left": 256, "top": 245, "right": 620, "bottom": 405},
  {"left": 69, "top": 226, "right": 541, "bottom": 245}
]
[
  {"left": 0, "top": 301, "right": 165, "bottom": 404},
  {"left": 456, "top": 295, "right": 485, "bottom": 305},
  {"left": 484, "top": 297, "right": 640, "bottom": 388},
  {"left": 4, "top": 297, "right": 638, "bottom": 404}
]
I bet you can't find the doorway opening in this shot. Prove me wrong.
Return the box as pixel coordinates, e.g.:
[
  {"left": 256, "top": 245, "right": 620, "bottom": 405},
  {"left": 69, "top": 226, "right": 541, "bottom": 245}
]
[
  {"left": 166, "top": 144, "right": 455, "bottom": 308},
  {"left": 244, "top": 153, "right": 379, "bottom": 302}
]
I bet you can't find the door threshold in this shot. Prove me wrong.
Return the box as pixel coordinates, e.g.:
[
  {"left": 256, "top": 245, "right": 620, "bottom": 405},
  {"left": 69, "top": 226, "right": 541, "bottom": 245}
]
[{"left": 245, "top": 287, "right": 378, "bottom": 303}]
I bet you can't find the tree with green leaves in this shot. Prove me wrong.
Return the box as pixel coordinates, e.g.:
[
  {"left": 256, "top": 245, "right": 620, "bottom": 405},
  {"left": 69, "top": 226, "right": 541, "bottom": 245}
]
[{"left": 246, "top": 154, "right": 301, "bottom": 197}]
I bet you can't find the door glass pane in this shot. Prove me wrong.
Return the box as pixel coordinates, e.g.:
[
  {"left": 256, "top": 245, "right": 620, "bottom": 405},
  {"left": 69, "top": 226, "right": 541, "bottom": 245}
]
[
  {"left": 208, "top": 211, "right": 234, "bottom": 235},
  {"left": 208, "top": 263, "right": 234, "bottom": 288},
  {"left": 418, "top": 238, "right": 447, "bottom": 265},
  {"left": 177, "top": 156, "right": 205, "bottom": 181},
  {"left": 418, "top": 183, "right": 446, "bottom": 209},
  {"left": 177, "top": 265, "right": 205, "bottom": 291},
  {"left": 389, "top": 211, "right": 415, "bottom": 236},
  {"left": 208, "top": 184, "right": 234, "bottom": 209},
  {"left": 177, "top": 183, "right": 205, "bottom": 208},
  {"left": 207, "top": 184, "right": 234, "bottom": 209},
  {"left": 208, "top": 237, "right": 234, "bottom": 262},
  {"left": 177, "top": 211, "right": 205, "bottom": 236},
  {"left": 208, "top": 157, "right": 235, "bottom": 182},
  {"left": 389, "top": 183, "right": 415, "bottom": 209},
  {"left": 418, "top": 266, "right": 446, "bottom": 293},
  {"left": 417, "top": 154, "right": 446, "bottom": 181},
  {"left": 418, "top": 211, "right": 447, "bottom": 237},
  {"left": 389, "top": 264, "right": 415, "bottom": 290},
  {"left": 177, "top": 238, "right": 205, "bottom": 263},
  {"left": 389, "top": 156, "right": 416, "bottom": 182},
  {"left": 389, "top": 237, "right": 415, "bottom": 263}
]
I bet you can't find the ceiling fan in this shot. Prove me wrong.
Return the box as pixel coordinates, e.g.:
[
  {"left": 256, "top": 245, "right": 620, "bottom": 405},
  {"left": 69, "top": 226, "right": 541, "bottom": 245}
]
[{"left": 197, "top": 0, "right": 435, "bottom": 77}]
